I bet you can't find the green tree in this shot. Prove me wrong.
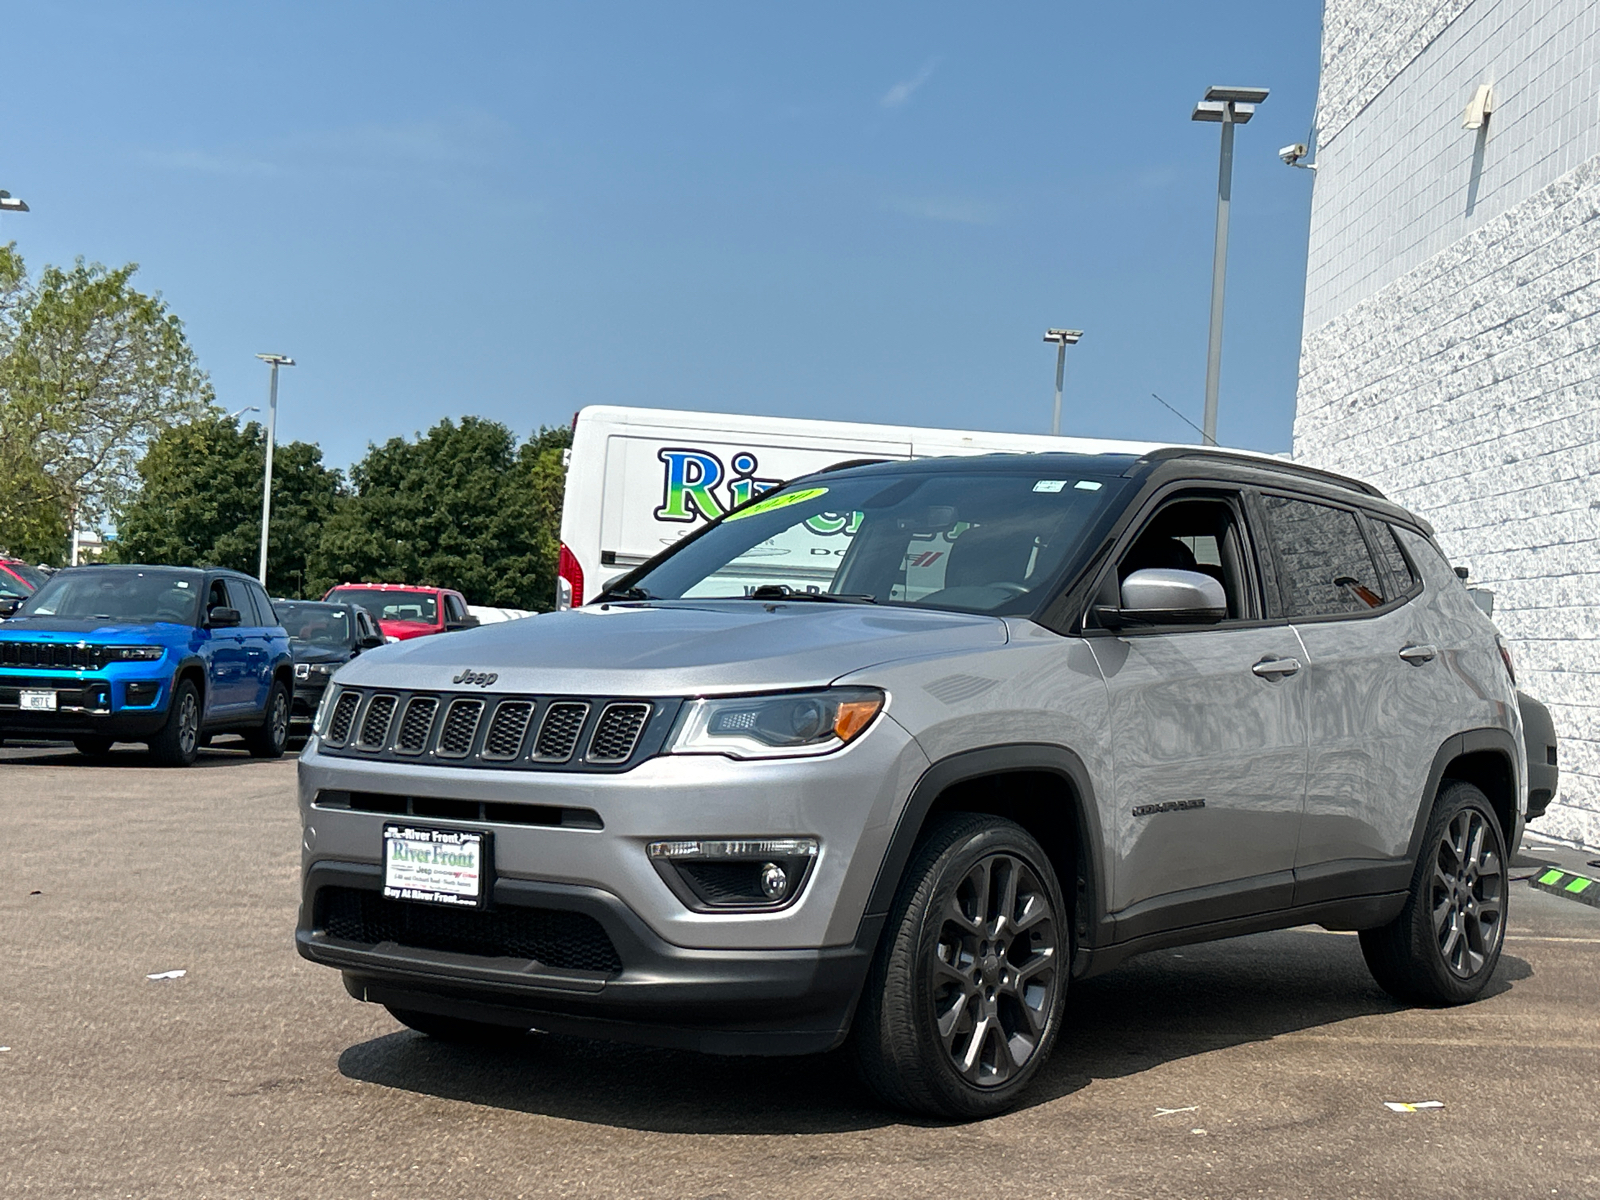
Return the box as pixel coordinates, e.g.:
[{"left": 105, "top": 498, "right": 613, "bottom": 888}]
[
  {"left": 114, "top": 413, "right": 344, "bottom": 597},
  {"left": 309, "top": 417, "right": 572, "bottom": 610},
  {"left": 0, "top": 243, "right": 212, "bottom": 562}
]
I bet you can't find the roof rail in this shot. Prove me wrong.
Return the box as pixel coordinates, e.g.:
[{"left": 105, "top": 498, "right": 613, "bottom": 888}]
[{"left": 1133, "top": 446, "right": 1385, "bottom": 498}]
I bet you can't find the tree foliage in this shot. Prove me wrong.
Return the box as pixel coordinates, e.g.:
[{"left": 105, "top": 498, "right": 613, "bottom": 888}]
[
  {"left": 0, "top": 243, "right": 213, "bottom": 562},
  {"left": 308, "top": 417, "right": 571, "bottom": 610},
  {"left": 113, "top": 413, "right": 344, "bottom": 598}
]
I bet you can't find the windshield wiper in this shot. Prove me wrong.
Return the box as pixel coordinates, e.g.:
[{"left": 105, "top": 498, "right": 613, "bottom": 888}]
[{"left": 748, "top": 584, "right": 876, "bottom": 604}]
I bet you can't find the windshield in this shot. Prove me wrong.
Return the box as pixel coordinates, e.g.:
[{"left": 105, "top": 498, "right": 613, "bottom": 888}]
[
  {"left": 3, "top": 562, "right": 46, "bottom": 590},
  {"left": 616, "top": 462, "right": 1132, "bottom": 613},
  {"left": 333, "top": 589, "right": 438, "bottom": 624},
  {"left": 277, "top": 603, "right": 352, "bottom": 647},
  {"left": 19, "top": 568, "right": 202, "bottom": 625}
]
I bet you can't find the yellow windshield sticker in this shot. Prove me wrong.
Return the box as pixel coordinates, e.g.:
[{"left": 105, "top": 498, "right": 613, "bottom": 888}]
[{"left": 725, "top": 486, "right": 829, "bottom": 521}]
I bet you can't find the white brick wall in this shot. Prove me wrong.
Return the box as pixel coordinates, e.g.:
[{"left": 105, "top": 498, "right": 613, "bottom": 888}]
[
  {"left": 1307, "top": 0, "right": 1600, "bottom": 328},
  {"left": 1297, "top": 0, "right": 1600, "bottom": 847}
]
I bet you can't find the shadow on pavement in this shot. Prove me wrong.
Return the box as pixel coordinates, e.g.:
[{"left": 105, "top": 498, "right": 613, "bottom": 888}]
[
  {"left": 336, "top": 927, "right": 1533, "bottom": 1134},
  {"left": 0, "top": 737, "right": 292, "bottom": 769}
]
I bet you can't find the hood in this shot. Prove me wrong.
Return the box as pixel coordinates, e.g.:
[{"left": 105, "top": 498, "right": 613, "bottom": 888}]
[
  {"left": 292, "top": 644, "right": 354, "bottom": 665},
  {"left": 379, "top": 619, "right": 438, "bottom": 639},
  {"left": 0, "top": 616, "right": 194, "bottom": 639},
  {"left": 335, "top": 601, "right": 1007, "bottom": 695}
]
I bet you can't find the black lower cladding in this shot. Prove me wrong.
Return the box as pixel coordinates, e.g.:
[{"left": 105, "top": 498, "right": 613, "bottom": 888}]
[
  {"left": 317, "top": 886, "right": 623, "bottom": 974},
  {"left": 297, "top": 865, "right": 879, "bottom": 1055}
]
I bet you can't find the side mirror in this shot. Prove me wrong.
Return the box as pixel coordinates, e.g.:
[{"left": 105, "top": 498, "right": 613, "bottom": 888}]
[
  {"left": 445, "top": 617, "right": 479, "bottom": 632},
  {"left": 207, "top": 606, "right": 242, "bottom": 628},
  {"left": 0, "top": 597, "right": 21, "bottom": 618},
  {"left": 360, "top": 633, "right": 385, "bottom": 649},
  {"left": 1095, "top": 569, "right": 1227, "bottom": 629}
]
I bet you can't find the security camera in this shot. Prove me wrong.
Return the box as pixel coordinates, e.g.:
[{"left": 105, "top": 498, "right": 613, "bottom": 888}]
[{"left": 1278, "top": 143, "right": 1307, "bottom": 166}]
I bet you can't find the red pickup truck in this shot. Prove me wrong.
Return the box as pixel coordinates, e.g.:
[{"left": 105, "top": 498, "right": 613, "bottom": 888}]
[{"left": 321, "top": 583, "right": 477, "bottom": 642}]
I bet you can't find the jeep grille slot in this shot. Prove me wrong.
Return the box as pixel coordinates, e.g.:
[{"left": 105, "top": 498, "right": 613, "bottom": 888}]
[
  {"left": 533, "top": 702, "right": 589, "bottom": 761},
  {"left": 326, "top": 690, "right": 362, "bottom": 746},
  {"left": 0, "top": 641, "right": 96, "bottom": 670},
  {"left": 588, "top": 703, "right": 651, "bottom": 763},
  {"left": 356, "top": 694, "right": 399, "bottom": 750},
  {"left": 434, "top": 697, "right": 485, "bottom": 758},
  {"left": 393, "top": 696, "right": 439, "bottom": 755},
  {"left": 482, "top": 700, "right": 535, "bottom": 760}
]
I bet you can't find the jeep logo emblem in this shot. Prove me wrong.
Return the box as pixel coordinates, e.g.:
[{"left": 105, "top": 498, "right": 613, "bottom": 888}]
[{"left": 452, "top": 670, "right": 499, "bottom": 687}]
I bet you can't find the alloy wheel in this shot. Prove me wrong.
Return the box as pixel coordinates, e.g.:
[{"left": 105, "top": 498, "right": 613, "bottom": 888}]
[
  {"left": 931, "top": 852, "right": 1058, "bottom": 1087},
  {"left": 270, "top": 691, "right": 289, "bottom": 747},
  {"left": 178, "top": 692, "right": 199, "bottom": 757},
  {"left": 1431, "top": 808, "right": 1503, "bottom": 978}
]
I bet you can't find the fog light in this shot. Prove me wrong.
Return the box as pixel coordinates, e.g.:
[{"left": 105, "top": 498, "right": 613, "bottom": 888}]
[{"left": 760, "top": 862, "right": 788, "bottom": 900}]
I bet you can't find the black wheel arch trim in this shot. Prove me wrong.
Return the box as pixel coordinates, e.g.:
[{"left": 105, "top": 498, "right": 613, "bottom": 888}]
[
  {"left": 1405, "top": 727, "right": 1520, "bottom": 863},
  {"left": 859, "top": 743, "right": 1109, "bottom": 962}
]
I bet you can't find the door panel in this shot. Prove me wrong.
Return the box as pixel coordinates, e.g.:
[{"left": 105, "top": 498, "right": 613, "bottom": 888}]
[
  {"left": 1091, "top": 625, "right": 1309, "bottom": 917},
  {"left": 202, "top": 578, "right": 250, "bottom": 714}
]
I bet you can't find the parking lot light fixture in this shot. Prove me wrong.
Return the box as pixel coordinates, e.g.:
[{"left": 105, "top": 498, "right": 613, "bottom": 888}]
[
  {"left": 0, "top": 190, "right": 28, "bottom": 213},
  {"left": 254, "top": 354, "right": 295, "bottom": 585},
  {"left": 1042, "top": 328, "right": 1084, "bottom": 436},
  {"left": 1191, "top": 84, "right": 1268, "bottom": 446}
]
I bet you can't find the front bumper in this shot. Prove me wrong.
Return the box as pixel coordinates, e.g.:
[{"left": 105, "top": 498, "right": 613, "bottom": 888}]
[
  {"left": 0, "top": 672, "right": 171, "bottom": 738},
  {"left": 297, "top": 863, "right": 881, "bottom": 1055}
]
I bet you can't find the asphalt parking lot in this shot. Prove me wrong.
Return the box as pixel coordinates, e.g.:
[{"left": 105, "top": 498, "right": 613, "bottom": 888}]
[{"left": 2, "top": 743, "right": 1598, "bottom": 1200}]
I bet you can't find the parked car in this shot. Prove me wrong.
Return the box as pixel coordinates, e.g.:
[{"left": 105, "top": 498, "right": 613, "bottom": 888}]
[
  {"left": 322, "top": 583, "right": 477, "bottom": 642},
  {"left": 274, "top": 600, "right": 386, "bottom": 736},
  {"left": 0, "top": 557, "right": 48, "bottom": 614},
  {"left": 0, "top": 564, "right": 293, "bottom": 765},
  {"left": 296, "top": 446, "right": 1525, "bottom": 1118}
]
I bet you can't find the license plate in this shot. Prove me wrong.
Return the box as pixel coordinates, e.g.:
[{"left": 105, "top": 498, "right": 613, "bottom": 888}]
[
  {"left": 382, "top": 824, "right": 489, "bottom": 908},
  {"left": 20, "top": 690, "right": 57, "bottom": 712}
]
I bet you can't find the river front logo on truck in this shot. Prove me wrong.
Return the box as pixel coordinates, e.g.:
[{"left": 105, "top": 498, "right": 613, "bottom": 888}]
[{"left": 654, "top": 447, "right": 863, "bottom": 537}]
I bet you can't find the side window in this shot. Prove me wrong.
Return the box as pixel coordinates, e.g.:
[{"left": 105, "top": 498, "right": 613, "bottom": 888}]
[
  {"left": 249, "top": 584, "right": 278, "bottom": 627},
  {"left": 1115, "top": 496, "right": 1254, "bottom": 621},
  {"left": 1372, "top": 522, "right": 1419, "bottom": 598},
  {"left": 444, "top": 594, "right": 467, "bottom": 622},
  {"left": 234, "top": 583, "right": 263, "bottom": 627},
  {"left": 206, "top": 578, "right": 233, "bottom": 616},
  {"left": 1260, "top": 495, "right": 1386, "bottom": 616},
  {"left": 359, "top": 611, "right": 379, "bottom": 641}
]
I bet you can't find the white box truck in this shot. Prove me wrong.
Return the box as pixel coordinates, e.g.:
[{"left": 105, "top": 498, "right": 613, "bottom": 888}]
[{"left": 555, "top": 405, "right": 1161, "bottom": 608}]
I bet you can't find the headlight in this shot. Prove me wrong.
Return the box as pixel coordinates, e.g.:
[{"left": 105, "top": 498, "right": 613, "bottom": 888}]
[
  {"left": 312, "top": 685, "right": 340, "bottom": 736},
  {"left": 98, "top": 645, "right": 164, "bottom": 664},
  {"left": 666, "top": 687, "right": 884, "bottom": 759}
]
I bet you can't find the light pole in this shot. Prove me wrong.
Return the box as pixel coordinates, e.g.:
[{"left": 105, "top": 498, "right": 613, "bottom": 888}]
[
  {"left": 1042, "top": 328, "right": 1083, "bottom": 435},
  {"left": 1191, "top": 85, "right": 1268, "bottom": 446},
  {"left": 254, "top": 354, "right": 295, "bottom": 585}
]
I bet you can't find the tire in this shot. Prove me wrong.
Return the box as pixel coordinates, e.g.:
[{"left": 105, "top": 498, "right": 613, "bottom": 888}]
[
  {"left": 1360, "top": 781, "right": 1507, "bottom": 1005},
  {"left": 74, "top": 736, "right": 115, "bottom": 758},
  {"left": 243, "top": 680, "right": 290, "bottom": 759},
  {"left": 854, "top": 813, "right": 1068, "bottom": 1119},
  {"left": 148, "top": 678, "right": 201, "bottom": 767},
  {"left": 385, "top": 1005, "right": 528, "bottom": 1045}
]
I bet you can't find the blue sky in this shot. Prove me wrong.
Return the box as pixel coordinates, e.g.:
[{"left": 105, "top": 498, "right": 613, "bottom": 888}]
[{"left": 0, "top": 2, "right": 1323, "bottom": 470}]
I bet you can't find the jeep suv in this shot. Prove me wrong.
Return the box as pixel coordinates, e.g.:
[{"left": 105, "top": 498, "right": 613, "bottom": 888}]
[
  {"left": 295, "top": 448, "right": 1524, "bottom": 1118},
  {"left": 1, "top": 564, "right": 294, "bottom": 765}
]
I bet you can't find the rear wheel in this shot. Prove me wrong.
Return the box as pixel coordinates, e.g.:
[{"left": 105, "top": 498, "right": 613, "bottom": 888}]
[
  {"left": 73, "top": 736, "right": 115, "bottom": 758},
  {"left": 243, "top": 680, "right": 290, "bottom": 759},
  {"left": 385, "top": 1005, "right": 528, "bottom": 1045},
  {"left": 854, "top": 813, "right": 1067, "bottom": 1118},
  {"left": 148, "top": 679, "right": 201, "bottom": 767},
  {"left": 1360, "top": 781, "right": 1507, "bottom": 1005}
]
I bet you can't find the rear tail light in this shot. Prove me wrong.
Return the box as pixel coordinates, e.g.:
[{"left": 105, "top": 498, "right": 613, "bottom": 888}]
[
  {"left": 1496, "top": 636, "right": 1516, "bottom": 686},
  {"left": 557, "top": 543, "right": 583, "bottom": 610}
]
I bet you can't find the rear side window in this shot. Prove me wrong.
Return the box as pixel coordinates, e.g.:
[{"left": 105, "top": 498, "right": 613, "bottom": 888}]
[
  {"left": 1260, "top": 495, "right": 1386, "bottom": 616},
  {"left": 1372, "top": 523, "right": 1419, "bottom": 597},
  {"left": 249, "top": 584, "right": 278, "bottom": 627}
]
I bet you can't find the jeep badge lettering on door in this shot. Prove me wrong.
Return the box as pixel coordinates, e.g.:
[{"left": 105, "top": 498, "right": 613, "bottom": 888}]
[{"left": 452, "top": 670, "right": 498, "bottom": 687}]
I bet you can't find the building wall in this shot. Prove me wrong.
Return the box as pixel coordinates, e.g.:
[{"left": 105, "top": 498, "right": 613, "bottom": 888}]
[{"left": 1295, "top": 0, "right": 1600, "bottom": 846}]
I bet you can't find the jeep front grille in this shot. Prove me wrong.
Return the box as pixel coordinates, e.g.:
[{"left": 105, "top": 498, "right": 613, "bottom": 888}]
[
  {"left": 316, "top": 689, "right": 672, "bottom": 772},
  {"left": 587, "top": 703, "right": 650, "bottom": 762},
  {"left": 435, "top": 698, "right": 485, "bottom": 758}
]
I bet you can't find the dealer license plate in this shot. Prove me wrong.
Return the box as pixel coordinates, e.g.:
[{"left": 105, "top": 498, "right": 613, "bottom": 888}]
[
  {"left": 382, "top": 824, "right": 489, "bottom": 908},
  {"left": 20, "top": 690, "right": 57, "bottom": 712}
]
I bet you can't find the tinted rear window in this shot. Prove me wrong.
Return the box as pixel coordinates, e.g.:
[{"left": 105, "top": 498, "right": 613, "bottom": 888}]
[{"left": 1260, "top": 495, "right": 1386, "bottom": 616}]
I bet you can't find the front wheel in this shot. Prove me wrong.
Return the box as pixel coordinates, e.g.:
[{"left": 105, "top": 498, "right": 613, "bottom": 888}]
[
  {"left": 148, "top": 679, "right": 201, "bottom": 767},
  {"left": 854, "top": 813, "right": 1067, "bottom": 1119},
  {"left": 1360, "top": 781, "right": 1507, "bottom": 1005},
  {"left": 243, "top": 680, "right": 290, "bottom": 759}
]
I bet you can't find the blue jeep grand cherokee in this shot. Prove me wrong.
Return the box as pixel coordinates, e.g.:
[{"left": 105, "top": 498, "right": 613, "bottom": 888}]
[{"left": 0, "top": 564, "right": 293, "bottom": 766}]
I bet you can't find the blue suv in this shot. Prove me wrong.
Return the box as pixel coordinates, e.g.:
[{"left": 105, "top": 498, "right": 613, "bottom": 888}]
[{"left": 0, "top": 564, "right": 294, "bottom": 766}]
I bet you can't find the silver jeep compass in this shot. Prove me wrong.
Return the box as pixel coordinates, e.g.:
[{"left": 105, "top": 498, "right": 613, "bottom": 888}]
[{"left": 296, "top": 447, "right": 1524, "bottom": 1117}]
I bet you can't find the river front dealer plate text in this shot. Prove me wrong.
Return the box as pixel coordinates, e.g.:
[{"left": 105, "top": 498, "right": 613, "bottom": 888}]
[{"left": 382, "top": 824, "right": 490, "bottom": 908}]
